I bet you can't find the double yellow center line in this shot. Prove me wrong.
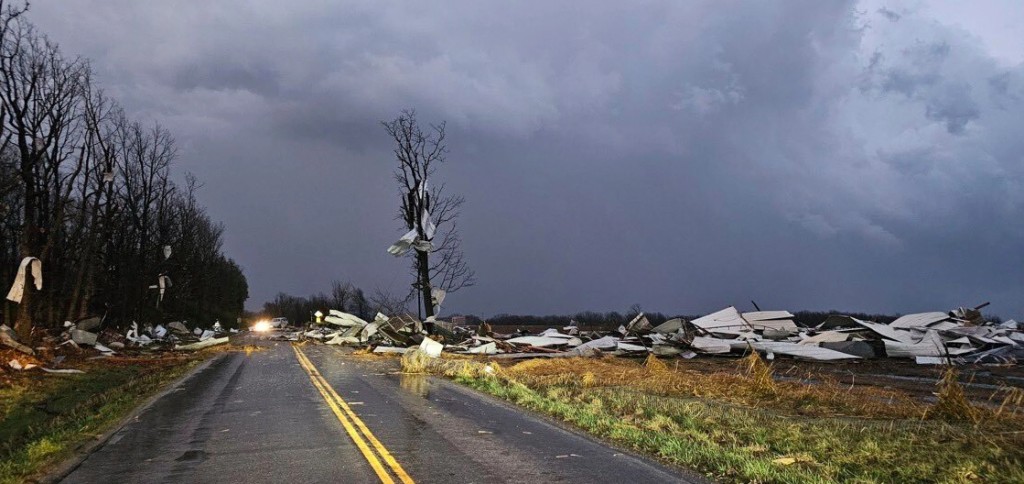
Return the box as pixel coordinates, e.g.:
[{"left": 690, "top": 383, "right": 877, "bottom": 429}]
[{"left": 292, "top": 344, "right": 414, "bottom": 484}]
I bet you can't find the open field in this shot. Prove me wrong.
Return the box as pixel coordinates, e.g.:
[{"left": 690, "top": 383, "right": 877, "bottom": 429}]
[{"left": 401, "top": 351, "right": 1024, "bottom": 483}]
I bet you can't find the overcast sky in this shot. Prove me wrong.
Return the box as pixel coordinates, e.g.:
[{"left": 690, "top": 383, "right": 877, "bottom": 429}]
[{"left": 28, "top": 1, "right": 1024, "bottom": 319}]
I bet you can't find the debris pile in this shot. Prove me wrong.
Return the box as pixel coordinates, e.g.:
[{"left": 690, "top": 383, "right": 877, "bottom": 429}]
[
  {"left": 2, "top": 317, "right": 234, "bottom": 376},
  {"left": 306, "top": 304, "right": 1024, "bottom": 364}
]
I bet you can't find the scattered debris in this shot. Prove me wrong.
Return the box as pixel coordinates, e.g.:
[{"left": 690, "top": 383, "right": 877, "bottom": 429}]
[
  {"left": 5, "top": 256, "right": 42, "bottom": 303},
  {"left": 1, "top": 324, "right": 34, "bottom": 355},
  {"left": 175, "top": 336, "right": 230, "bottom": 351},
  {"left": 262, "top": 303, "right": 1023, "bottom": 367},
  {"left": 70, "top": 329, "right": 98, "bottom": 346},
  {"left": 420, "top": 337, "right": 443, "bottom": 358},
  {"left": 8, "top": 358, "right": 35, "bottom": 370},
  {"left": 74, "top": 316, "right": 103, "bottom": 332}
]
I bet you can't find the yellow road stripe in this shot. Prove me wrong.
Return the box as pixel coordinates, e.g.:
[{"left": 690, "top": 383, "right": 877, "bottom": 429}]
[
  {"left": 292, "top": 345, "right": 395, "bottom": 484},
  {"left": 293, "top": 345, "right": 415, "bottom": 484},
  {"left": 300, "top": 350, "right": 416, "bottom": 484}
]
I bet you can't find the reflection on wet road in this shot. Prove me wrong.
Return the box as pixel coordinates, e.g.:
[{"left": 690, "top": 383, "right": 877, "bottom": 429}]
[{"left": 62, "top": 338, "right": 694, "bottom": 483}]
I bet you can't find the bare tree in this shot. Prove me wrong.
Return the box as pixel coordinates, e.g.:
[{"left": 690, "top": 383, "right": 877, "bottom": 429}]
[
  {"left": 0, "top": 3, "right": 249, "bottom": 335},
  {"left": 382, "top": 110, "right": 474, "bottom": 330},
  {"left": 369, "top": 285, "right": 412, "bottom": 317},
  {"left": 0, "top": 8, "right": 90, "bottom": 337}
]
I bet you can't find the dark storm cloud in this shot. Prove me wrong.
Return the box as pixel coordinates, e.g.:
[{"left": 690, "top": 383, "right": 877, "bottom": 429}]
[{"left": 27, "top": 0, "right": 1024, "bottom": 318}]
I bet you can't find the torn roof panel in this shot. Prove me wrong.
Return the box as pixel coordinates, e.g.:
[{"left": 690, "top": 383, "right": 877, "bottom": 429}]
[
  {"left": 652, "top": 318, "right": 684, "bottom": 334},
  {"left": 817, "top": 315, "right": 917, "bottom": 344},
  {"left": 818, "top": 315, "right": 870, "bottom": 330},
  {"left": 882, "top": 330, "right": 947, "bottom": 358},
  {"left": 506, "top": 336, "right": 581, "bottom": 347},
  {"left": 748, "top": 319, "right": 799, "bottom": 332},
  {"left": 750, "top": 342, "right": 862, "bottom": 361},
  {"left": 324, "top": 310, "right": 369, "bottom": 327},
  {"left": 858, "top": 320, "right": 918, "bottom": 344},
  {"left": 690, "top": 336, "right": 732, "bottom": 354},
  {"left": 690, "top": 306, "right": 751, "bottom": 336},
  {"left": 798, "top": 331, "right": 851, "bottom": 345},
  {"left": 743, "top": 311, "right": 795, "bottom": 321},
  {"left": 890, "top": 312, "right": 951, "bottom": 329}
]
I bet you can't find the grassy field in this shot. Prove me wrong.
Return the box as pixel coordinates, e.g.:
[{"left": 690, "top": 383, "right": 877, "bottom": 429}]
[
  {"left": 0, "top": 355, "right": 201, "bottom": 484},
  {"left": 402, "top": 351, "right": 1024, "bottom": 483}
]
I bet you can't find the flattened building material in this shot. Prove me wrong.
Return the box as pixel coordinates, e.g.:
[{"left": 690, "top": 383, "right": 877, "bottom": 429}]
[
  {"left": 1, "top": 325, "right": 33, "bottom": 355},
  {"left": 467, "top": 342, "right": 497, "bottom": 355},
  {"left": 820, "top": 316, "right": 918, "bottom": 344},
  {"left": 820, "top": 341, "right": 877, "bottom": 358},
  {"left": 798, "top": 331, "right": 850, "bottom": 345},
  {"left": 574, "top": 336, "right": 620, "bottom": 352},
  {"left": 175, "top": 336, "right": 229, "bottom": 351},
  {"left": 690, "top": 336, "right": 732, "bottom": 354},
  {"left": 652, "top": 318, "right": 684, "bottom": 334},
  {"left": 324, "top": 310, "right": 369, "bottom": 328},
  {"left": 743, "top": 311, "right": 799, "bottom": 332},
  {"left": 749, "top": 342, "right": 861, "bottom": 361},
  {"left": 882, "top": 330, "right": 964, "bottom": 358},
  {"left": 690, "top": 307, "right": 751, "bottom": 337},
  {"left": 859, "top": 320, "right": 918, "bottom": 344},
  {"left": 616, "top": 342, "right": 648, "bottom": 352},
  {"left": 889, "top": 312, "right": 951, "bottom": 330},
  {"left": 506, "top": 336, "right": 582, "bottom": 347},
  {"left": 652, "top": 344, "right": 683, "bottom": 356}
]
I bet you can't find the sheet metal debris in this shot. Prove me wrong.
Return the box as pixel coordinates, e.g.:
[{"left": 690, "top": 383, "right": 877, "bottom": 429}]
[
  {"left": 1, "top": 324, "right": 34, "bottom": 355},
  {"left": 6, "top": 257, "right": 42, "bottom": 303},
  {"left": 286, "top": 302, "right": 1022, "bottom": 366}
]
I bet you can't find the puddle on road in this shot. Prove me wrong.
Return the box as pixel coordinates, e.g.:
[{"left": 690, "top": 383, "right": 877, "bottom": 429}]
[
  {"left": 175, "top": 450, "right": 208, "bottom": 463},
  {"left": 399, "top": 374, "right": 431, "bottom": 399}
]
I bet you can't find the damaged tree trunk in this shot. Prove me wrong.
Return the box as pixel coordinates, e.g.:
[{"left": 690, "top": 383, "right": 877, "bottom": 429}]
[
  {"left": 13, "top": 137, "right": 42, "bottom": 340},
  {"left": 417, "top": 250, "right": 434, "bottom": 330}
]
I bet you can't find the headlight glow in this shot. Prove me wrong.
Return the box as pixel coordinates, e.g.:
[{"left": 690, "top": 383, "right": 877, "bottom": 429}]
[{"left": 252, "top": 320, "right": 272, "bottom": 332}]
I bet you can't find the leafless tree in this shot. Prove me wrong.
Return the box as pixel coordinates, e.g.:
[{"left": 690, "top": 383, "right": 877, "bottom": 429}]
[
  {"left": 0, "top": 8, "right": 91, "bottom": 337},
  {"left": 369, "top": 285, "right": 412, "bottom": 317},
  {"left": 382, "top": 110, "right": 474, "bottom": 329}
]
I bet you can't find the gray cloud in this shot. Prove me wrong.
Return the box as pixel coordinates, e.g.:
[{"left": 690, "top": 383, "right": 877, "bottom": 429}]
[{"left": 26, "top": 0, "right": 1024, "bottom": 319}]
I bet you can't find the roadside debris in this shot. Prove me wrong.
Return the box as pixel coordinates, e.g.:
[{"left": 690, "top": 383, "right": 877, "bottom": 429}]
[
  {"left": 1, "top": 314, "right": 236, "bottom": 377},
  {"left": 2, "top": 324, "right": 34, "bottom": 355},
  {"left": 5, "top": 256, "right": 42, "bottom": 303},
  {"left": 175, "top": 336, "right": 230, "bottom": 351}
]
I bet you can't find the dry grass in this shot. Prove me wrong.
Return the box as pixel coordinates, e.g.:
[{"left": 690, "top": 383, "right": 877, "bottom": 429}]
[
  {"left": 501, "top": 355, "right": 933, "bottom": 420},
  {"left": 444, "top": 356, "right": 1024, "bottom": 482},
  {"left": 400, "top": 349, "right": 499, "bottom": 379},
  {"left": 925, "top": 367, "right": 981, "bottom": 423},
  {"left": 643, "top": 354, "right": 669, "bottom": 373},
  {"left": 993, "top": 385, "right": 1024, "bottom": 418},
  {"left": 740, "top": 351, "right": 776, "bottom": 395}
]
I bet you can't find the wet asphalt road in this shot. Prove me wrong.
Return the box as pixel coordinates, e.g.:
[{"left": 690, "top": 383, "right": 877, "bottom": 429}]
[{"left": 61, "top": 337, "right": 694, "bottom": 483}]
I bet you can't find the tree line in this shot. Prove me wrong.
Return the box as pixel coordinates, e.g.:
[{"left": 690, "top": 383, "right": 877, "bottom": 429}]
[
  {"left": 0, "top": 2, "right": 247, "bottom": 338},
  {"left": 481, "top": 309, "right": 1000, "bottom": 329},
  {"left": 259, "top": 281, "right": 417, "bottom": 327},
  {"left": 483, "top": 310, "right": 679, "bottom": 330}
]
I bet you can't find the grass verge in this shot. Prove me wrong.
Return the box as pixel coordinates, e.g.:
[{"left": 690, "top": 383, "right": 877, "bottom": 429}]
[
  {"left": 0, "top": 356, "right": 202, "bottom": 484},
  {"left": 405, "top": 352, "right": 1024, "bottom": 483}
]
